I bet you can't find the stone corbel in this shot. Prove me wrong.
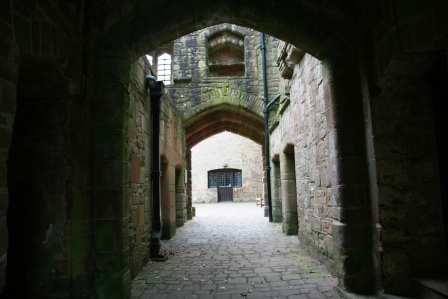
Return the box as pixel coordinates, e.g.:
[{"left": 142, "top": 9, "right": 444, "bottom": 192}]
[
  {"left": 277, "top": 43, "right": 305, "bottom": 80},
  {"left": 286, "top": 45, "right": 305, "bottom": 64}
]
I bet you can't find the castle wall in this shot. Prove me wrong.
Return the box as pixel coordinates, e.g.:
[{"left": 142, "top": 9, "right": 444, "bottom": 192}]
[
  {"left": 191, "top": 132, "right": 263, "bottom": 204},
  {"left": 270, "top": 46, "right": 333, "bottom": 267},
  {"left": 127, "top": 57, "right": 187, "bottom": 277}
]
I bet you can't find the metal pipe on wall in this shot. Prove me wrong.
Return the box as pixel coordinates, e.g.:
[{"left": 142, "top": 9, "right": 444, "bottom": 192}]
[
  {"left": 148, "top": 78, "right": 166, "bottom": 260},
  {"left": 261, "top": 33, "right": 282, "bottom": 223}
]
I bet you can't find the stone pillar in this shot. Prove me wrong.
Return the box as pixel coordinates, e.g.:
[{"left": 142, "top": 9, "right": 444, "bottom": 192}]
[
  {"left": 186, "top": 149, "right": 193, "bottom": 220},
  {"left": 175, "top": 167, "right": 187, "bottom": 226},
  {"left": 161, "top": 161, "right": 176, "bottom": 239},
  {"left": 280, "top": 145, "right": 298, "bottom": 235},
  {"left": 93, "top": 57, "right": 131, "bottom": 298},
  {"left": 271, "top": 160, "right": 283, "bottom": 223},
  {"left": 322, "top": 57, "right": 372, "bottom": 293}
]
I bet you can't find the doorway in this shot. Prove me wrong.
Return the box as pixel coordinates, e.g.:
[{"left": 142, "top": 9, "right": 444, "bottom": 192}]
[
  {"left": 218, "top": 171, "right": 233, "bottom": 202},
  {"left": 208, "top": 168, "right": 242, "bottom": 202}
]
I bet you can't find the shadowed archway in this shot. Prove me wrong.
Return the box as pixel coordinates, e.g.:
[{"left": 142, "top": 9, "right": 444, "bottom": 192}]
[{"left": 3, "top": 1, "right": 374, "bottom": 298}]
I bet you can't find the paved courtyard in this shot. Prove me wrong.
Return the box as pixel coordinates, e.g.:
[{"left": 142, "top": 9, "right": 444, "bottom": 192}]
[{"left": 131, "top": 202, "right": 342, "bottom": 299}]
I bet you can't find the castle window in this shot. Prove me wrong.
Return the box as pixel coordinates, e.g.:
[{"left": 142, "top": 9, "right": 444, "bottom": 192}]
[
  {"left": 157, "top": 53, "right": 172, "bottom": 85},
  {"left": 208, "top": 169, "right": 242, "bottom": 188}
]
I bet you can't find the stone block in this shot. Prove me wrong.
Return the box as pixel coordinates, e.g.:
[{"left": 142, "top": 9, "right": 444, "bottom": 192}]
[
  {"left": 329, "top": 157, "right": 367, "bottom": 186},
  {"left": 329, "top": 206, "right": 367, "bottom": 224},
  {"left": 332, "top": 221, "right": 369, "bottom": 247},
  {"left": 328, "top": 184, "right": 368, "bottom": 208},
  {"left": 129, "top": 121, "right": 137, "bottom": 142},
  {"left": 131, "top": 155, "right": 141, "bottom": 183},
  {"left": 95, "top": 160, "right": 129, "bottom": 189},
  {"left": 135, "top": 227, "right": 142, "bottom": 245},
  {"left": 321, "top": 219, "right": 332, "bottom": 234},
  {"left": 94, "top": 141, "right": 128, "bottom": 162},
  {"left": 95, "top": 189, "right": 129, "bottom": 219},
  {"left": 138, "top": 205, "right": 145, "bottom": 226},
  {"left": 131, "top": 208, "right": 139, "bottom": 228},
  {"left": 95, "top": 220, "right": 127, "bottom": 252}
]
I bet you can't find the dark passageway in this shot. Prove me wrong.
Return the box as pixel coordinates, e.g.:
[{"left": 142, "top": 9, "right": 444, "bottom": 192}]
[{"left": 1, "top": 1, "right": 448, "bottom": 298}]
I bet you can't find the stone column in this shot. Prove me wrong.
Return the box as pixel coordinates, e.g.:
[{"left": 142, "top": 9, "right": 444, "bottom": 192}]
[
  {"left": 175, "top": 167, "right": 187, "bottom": 227},
  {"left": 186, "top": 149, "right": 193, "bottom": 220},
  {"left": 161, "top": 161, "right": 176, "bottom": 239},
  {"left": 271, "top": 159, "right": 283, "bottom": 223},
  {"left": 322, "top": 57, "right": 372, "bottom": 293},
  {"left": 93, "top": 57, "right": 131, "bottom": 298},
  {"left": 280, "top": 145, "right": 298, "bottom": 235}
]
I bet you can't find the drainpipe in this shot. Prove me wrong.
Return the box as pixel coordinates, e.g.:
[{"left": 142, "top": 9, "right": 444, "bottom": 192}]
[
  {"left": 147, "top": 77, "right": 167, "bottom": 260},
  {"left": 264, "top": 93, "right": 281, "bottom": 222},
  {"left": 261, "top": 32, "right": 278, "bottom": 222}
]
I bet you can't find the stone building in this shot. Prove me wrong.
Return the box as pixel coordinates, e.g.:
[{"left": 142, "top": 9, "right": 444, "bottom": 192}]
[
  {"left": 0, "top": 1, "right": 448, "bottom": 298},
  {"left": 191, "top": 132, "right": 263, "bottom": 204}
]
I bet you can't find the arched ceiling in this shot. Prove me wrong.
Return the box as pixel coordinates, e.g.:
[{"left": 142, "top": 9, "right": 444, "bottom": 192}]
[
  {"left": 93, "top": 0, "right": 358, "bottom": 60},
  {"left": 184, "top": 105, "right": 264, "bottom": 148}
]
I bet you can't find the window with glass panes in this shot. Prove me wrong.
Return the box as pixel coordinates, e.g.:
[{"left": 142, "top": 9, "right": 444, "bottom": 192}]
[
  {"left": 157, "top": 53, "right": 171, "bottom": 85},
  {"left": 208, "top": 169, "right": 242, "bottom": 188}
]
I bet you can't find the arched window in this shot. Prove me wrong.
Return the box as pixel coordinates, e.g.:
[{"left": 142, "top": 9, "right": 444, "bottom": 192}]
[{"left": 157, "top": 53, "right": 172, "bottom": 85}]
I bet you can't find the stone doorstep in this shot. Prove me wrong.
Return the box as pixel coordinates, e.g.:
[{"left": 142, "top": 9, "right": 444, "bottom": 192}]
[{"left": 413, "top": 276, "right": 448, "bottom": 298}]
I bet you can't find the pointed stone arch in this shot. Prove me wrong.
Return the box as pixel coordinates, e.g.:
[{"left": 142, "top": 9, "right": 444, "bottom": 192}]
[
  {"left": 96, "top": 0, "right": 356, "bottom": 60},
  {"left": 184, "top": 104, "right": 264, "bottom": 148}
]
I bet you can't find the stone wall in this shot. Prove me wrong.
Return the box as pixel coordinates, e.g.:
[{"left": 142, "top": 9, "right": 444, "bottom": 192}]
[
  {"left": 1, "top": 0, "right": 447, "bottom": 297},
  {"left": 159, "top": 84, "right": 187, "bottom": 239},
  {"left": 1, "top": 0, "right": 86, "bottom": 296},
  {"left": 191, "top": 132, "right": 263, "bottom": 203},
  {"left": 270, "top": 43, "right": 333, "bottom": 269},
  {"left": 127, "top": 56, "right": 187, "bottom": 276},
  {"left": 368, "top": 54, "right": 447, "bottom": 293},
  {"left": 168, "top": 24, "right": 280, "bottom": 123},
  {"left": 128, "top": 58, "right": 152, "bottom": 278},
  {"left": 362, "top": 0, "right": 448, "bottom": 294},
  {"left": 0, "top": 0, "right": 18, "bottom": 290}
]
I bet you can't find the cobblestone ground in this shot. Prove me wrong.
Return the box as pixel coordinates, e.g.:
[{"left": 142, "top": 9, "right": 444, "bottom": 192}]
[{"left": 131, "top": 202, "right": 341, "bottom": 299}]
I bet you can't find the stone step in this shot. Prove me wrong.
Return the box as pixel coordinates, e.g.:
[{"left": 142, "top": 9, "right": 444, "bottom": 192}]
[
  {"left": 411, "top": 254, "right": 448, "bottom": 298},
  {"left": 413, "top": 275, "right": 448, "bottom": 299}
]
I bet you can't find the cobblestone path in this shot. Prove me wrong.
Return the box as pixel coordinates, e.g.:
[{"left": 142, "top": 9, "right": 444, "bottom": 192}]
[{"left": 131, "top": 202, "right": 341, "bottom": 299}]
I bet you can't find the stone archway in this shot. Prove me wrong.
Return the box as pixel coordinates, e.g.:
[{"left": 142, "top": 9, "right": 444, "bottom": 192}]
[
  {"left": 184, "top": 105, "right": 265, "bottom": 148},
  {"left": 3, "top": 1, "right": 373, "bottom": 297},
  {"left": 183, "top": 105, "right": 265, "bottom": 222}
]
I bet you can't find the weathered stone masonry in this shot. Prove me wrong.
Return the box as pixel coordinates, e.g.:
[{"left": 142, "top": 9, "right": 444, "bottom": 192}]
[
  {"left": 127, "top": 57, "right": 187, "bottom": 277},
  {"left": 271, "top": 46, "right": 334, "bottom": 271},
  {"left": 1, "top": 0, "right": 448, "bottom": 298},
  {"left": 191, "top": 132, "right": 263, "bottom": 204}
]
